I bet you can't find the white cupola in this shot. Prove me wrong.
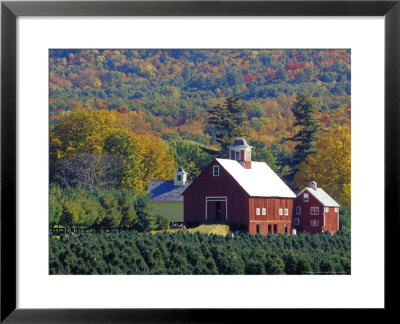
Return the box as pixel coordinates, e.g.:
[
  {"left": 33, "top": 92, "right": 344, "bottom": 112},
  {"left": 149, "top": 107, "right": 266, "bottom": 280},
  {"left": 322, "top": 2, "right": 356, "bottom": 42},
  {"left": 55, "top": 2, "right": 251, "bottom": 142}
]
[
  {"left": 228, "top": 138, "right": 253, "bottom": 169},
  {"left": 174, "top": 168, "right": 188, "bottom": 186},
  {"left": 310, "top": 181, "right": 317, "bottom": 190}
]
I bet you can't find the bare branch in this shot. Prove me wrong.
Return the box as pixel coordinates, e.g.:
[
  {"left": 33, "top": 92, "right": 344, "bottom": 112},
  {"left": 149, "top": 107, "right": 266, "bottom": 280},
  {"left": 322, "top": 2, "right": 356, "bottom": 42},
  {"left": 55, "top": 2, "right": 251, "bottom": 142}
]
[{"left": 55, "top": 153, "right": 122, "bottom": 190}]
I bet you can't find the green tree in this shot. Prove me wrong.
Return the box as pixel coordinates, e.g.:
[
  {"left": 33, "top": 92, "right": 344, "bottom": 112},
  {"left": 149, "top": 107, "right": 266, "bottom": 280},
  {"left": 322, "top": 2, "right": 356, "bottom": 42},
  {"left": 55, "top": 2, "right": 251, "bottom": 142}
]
[
  {"left": 49, "top": 185, "right": 63, "bottom": 231},
  {"left": 168, "top": 140, "right": 214, "bottom": 180},
  {"left": 339, "top": 205, "right": 351, "bottom": 233},
  {"left": 248, "top": 140, "right": 278, "bottom": 172},
  {"left": 154, "top": 214, "right": 170, "bottom": 231},
  {"left": 133, "top": 195, "right": 155, "bottom": 232},
  {"left": 80, "top": 199, "right": 104, "bottom": 229},
  {"left": 117, "top": 190, "right": 137, "bottom": 229},
  {"left": 207, "top": 97, "right": 247, "bottom": 156},
  {"left": 265, "top": 254, "right": 285, "bottom": 274},
  {"left": 60, "top": 200, "right": 85, "bottom": 233},
  {"left": 98, "top": 193, "right": 122, "bottom": 229},
  {"left": 296, "top": 257, "right": 313, "bottom": 274},
  {"left": 287, "top": 94, "right": 322, "bottom": 181}
]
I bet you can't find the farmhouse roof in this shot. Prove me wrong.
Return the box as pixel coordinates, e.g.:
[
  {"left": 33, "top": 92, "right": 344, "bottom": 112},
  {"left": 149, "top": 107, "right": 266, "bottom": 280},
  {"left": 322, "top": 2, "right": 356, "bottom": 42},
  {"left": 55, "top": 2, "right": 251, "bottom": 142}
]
[
  {"left": 297, "top": 187, "right": 340, "bottom": 207},
  {"left": 216, "top": 158, "right": 296, "bottom": 198},
  {"left": 147, "top": 180, "right": 193, "bottom": 202}
]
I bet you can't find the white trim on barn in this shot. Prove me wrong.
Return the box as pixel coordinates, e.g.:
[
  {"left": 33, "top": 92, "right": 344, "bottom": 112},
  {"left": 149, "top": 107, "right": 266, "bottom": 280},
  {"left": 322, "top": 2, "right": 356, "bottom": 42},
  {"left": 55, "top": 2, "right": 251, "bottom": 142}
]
[
  {"left": 213, "top": 165, "right": 219, "bottom": 176},
  {"left": 205, "top": 196, "right": 228, "bottom": 222}
]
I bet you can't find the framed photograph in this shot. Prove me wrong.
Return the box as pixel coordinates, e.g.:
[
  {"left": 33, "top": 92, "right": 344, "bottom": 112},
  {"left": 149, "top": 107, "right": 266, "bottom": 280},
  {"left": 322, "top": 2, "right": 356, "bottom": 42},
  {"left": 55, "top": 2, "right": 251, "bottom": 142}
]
[{"left": 1, "top": 0, "right": 398, "bottom": 322}]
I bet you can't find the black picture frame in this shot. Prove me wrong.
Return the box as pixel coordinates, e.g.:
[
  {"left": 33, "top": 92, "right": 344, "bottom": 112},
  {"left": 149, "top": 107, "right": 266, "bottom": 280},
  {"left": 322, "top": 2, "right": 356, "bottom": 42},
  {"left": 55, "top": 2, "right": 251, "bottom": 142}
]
[{"left": 1, "top": 0, "right": 398, "bottom": 322}]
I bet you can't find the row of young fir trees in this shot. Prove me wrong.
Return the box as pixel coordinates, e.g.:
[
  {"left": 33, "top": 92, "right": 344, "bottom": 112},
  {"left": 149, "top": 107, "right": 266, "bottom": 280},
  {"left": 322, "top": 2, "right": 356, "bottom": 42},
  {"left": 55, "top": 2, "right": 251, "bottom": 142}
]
[{"left": 50, "top": 229, "right": 351, "bottom": 275}]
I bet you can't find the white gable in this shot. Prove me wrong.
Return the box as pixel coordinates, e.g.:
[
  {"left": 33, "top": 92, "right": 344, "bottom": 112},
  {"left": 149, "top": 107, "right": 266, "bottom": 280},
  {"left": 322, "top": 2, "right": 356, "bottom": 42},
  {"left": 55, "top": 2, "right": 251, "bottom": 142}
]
[
  {"left": 216, "top": 158, "right": 296, "bottom": 198},
  {"left": 297, "top": 187, "right": 340, "bottom": 207}
]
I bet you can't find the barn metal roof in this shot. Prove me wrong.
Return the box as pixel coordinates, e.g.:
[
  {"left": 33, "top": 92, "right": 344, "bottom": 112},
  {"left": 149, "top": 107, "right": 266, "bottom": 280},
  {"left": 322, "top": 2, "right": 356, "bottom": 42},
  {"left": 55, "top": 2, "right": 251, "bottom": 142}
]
[
  {"left": 297, "top": 187, "right": 340, "bottom": 207},
  {"left": 147, "top": 180, "right": 193, "bottom": 202},
  {"left": 216, "top": 158, "right": 296, "bottom": 198}
]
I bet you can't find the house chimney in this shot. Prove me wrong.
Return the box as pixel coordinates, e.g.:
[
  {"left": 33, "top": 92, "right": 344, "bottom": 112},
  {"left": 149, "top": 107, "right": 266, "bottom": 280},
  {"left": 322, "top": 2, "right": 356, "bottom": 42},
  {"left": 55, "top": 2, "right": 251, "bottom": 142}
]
[
  {"left": 174, "top": 168, "right": 188, "bottom": 186},
  {"left": 310, "top": 181, "right": 317, "bottom": 190},
  {"left": 228, "top": 138, "right": 253, "bottom": 169}
]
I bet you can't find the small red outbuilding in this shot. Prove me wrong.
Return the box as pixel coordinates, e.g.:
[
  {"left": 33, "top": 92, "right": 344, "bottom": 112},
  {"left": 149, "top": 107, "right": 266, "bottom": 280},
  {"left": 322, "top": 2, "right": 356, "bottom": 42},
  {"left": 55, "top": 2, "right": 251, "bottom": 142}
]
[{"left": 293, "top": 181, "right": 340, "bottom": 234}]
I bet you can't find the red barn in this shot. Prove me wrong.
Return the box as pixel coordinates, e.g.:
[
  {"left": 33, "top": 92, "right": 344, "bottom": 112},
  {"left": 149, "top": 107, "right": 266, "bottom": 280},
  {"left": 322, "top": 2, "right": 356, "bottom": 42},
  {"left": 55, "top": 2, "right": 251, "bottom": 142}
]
[
  {"left": 182, "top": 138, "right": 296, "bottom": 235},
  {"left": 293, "top": 181, "right": 340, "bottom": 234}
]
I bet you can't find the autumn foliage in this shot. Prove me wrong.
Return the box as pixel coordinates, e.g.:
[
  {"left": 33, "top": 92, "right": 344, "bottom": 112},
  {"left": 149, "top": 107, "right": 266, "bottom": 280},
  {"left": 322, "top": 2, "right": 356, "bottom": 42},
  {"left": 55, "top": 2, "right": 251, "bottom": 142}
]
[
  {"left": 49, "top": 49, "right": 351, "bottom": 234},
  {"left": 293, "top": 126, "right": 351, "bottom": 207},
  {"left": 50, "top": 109, "right": 177, "bottom": 195}
]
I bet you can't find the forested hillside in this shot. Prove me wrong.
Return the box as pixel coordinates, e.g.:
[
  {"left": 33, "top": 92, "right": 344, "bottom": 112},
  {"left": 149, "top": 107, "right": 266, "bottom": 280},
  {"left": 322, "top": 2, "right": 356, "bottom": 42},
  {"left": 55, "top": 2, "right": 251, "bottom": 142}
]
[{"left": 49, "top": 49, "right": 350, "bottom": 145}]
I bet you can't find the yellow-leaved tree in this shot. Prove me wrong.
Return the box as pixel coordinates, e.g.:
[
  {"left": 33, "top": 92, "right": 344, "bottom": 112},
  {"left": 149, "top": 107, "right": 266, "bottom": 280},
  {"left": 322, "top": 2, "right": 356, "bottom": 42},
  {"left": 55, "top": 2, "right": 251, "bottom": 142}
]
[
  {"left": 50, "top": 109, "right": 115, "bottom": 164},
  {"left": 50, "top": 109, "right": 144, "bottom": 194},
  {"left": 50, "top": 108, "right": 178, "bottom": 194},
  {"left": 293, "top": 126, "right": 351, "bottom": 208},
  {"left": 136, "top": 135, "right": 177, "bottom": 189}
]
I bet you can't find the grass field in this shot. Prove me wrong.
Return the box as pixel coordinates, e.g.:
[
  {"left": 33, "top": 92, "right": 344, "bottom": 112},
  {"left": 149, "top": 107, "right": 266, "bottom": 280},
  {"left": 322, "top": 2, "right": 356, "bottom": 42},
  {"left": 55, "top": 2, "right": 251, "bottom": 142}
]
[
  {"left": 150, "top": 224, "right": 230, "bottom": 236},
  {"left": 187, "top": 224, "right": 230, "bottom": 236}
]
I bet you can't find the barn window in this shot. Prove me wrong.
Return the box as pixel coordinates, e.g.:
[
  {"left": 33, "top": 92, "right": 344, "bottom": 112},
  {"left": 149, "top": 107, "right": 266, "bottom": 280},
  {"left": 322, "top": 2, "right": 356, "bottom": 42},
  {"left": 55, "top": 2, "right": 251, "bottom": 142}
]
[
  {"left": 235, "top": 151, "right": 240, "bottom": 160},
  {"left": 310, "top": 207, "right": 319, "bottom": 215},
  {"left": 284, "top": 224, "right": 288, "bottom": 234},
  {"left": 310, "top": 220, "right": 319, "bottom": 227},
  {"left": 213, "top": 165, "right": 219, "bottom": 176},
  {"left": 262, "top": 208, "right": 266, "bottom": 215},
  {"left": 335, "top": 207, "right": 338, "bottom": 212},
  {"left": 177, "top": 174, "right": 182, "bottom": 181},
  {"left": 273, "top": 224, "right": 278, "bottom": 234},
  {"left": 294, "top": 218, "right": 300, "bottom": 225},
  {"left": 268, "top": 225, "right": 272, "bottom": 234},
  {"left": 256, "top": 224, "right": 260, "bottom": 234},
  {"left": 325, "top": 207, "right": 329, "bottom": 212},
  {"left": 284, "top": 208, "right": 289, "bottom": 216},
  {"left": 279, "top": 208, "right": 283, "bottom": 216},
  {"left": 304, "top": 193, "right": 309, "bottom": 202},
  {"left": 296, "top": 206, "right": 301, "bottom": 215},
  {"left": 256, "top": 208, "right": 260, "bottom": 215}
]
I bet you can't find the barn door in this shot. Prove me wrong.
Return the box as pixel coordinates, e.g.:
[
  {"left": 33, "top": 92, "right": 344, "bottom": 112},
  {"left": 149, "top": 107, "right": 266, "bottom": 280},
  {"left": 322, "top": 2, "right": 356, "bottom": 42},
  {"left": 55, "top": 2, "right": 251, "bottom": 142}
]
[{"left": 205, "top": 197, "right": 228, "bottom": 223}]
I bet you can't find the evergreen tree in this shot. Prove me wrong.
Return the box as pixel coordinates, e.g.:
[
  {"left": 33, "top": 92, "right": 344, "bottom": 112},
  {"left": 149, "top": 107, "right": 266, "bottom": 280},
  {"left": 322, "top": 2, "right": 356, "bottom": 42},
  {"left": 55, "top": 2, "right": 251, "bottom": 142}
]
[
  {"left": 207, "top": 97, "right": 247, "bottom": 156},
  {"left": 339, "top": 205, "right": 351, "bottom": 233},
  {"left": 154, "top": 214, "right": 170, "bottom": 231},
  {"left": 49, "top": 185, "right": 63, "bottom": 231},
  {"left": 133, "top": 194, "right": 155, "bottom": 232},
  {"left": 286, "top": 94, "right": 322, "bottom": 181}
]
